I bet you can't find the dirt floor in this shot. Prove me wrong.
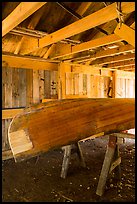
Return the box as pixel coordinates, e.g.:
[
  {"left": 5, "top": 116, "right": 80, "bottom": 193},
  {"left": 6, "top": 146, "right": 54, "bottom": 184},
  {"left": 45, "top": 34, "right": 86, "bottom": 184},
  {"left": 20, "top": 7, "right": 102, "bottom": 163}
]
[{"left": 2, "top": 135, "right": 135, "bottom": 202}]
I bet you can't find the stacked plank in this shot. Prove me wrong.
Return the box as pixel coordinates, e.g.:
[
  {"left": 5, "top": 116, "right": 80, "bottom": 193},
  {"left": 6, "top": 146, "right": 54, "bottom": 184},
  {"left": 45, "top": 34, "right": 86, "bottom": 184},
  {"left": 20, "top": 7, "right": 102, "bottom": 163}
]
[{"left": 8, "top": 98, "right": 135, "bottom": 162}]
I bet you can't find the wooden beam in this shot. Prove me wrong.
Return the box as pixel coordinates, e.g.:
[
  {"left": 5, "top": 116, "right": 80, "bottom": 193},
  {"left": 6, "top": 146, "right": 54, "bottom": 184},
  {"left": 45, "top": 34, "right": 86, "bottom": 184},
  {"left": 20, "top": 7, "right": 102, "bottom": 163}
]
[
  {"left": 21, "top": 2, "right": 134, "bottom": 55},
  {"left": 39, "top": 2, "right": 134, "bottom": 47},
  {"left": 51, "top": 34, "right": 122, "bottom": 59},
  {"left": 118, "top": 65, "right": 135, "bottom": 71},
  {"left": 14, "top": 4, "right": 46, "bottom": 54},
  {"left": 2, "top": 53, "right": 58, "bottom": 71},
  {"left": 2, "top": 2, "right": 46, "bottom": 37},
  {"left": 114, "top": 23, "right": 135, "bottom": 47},
  {"left": 43, "top": 2, "right": 92, "bottom": 61},
  {"left": 90, "top": 53, "right": 135, "bottom": 66},
  {"left": 105, "top": 59, "right": 135, "bottom": 69},
  {"left": 2, "top": 108, "right": 24, "bottom": 119},
  {"left": 115, "top": 70, "right": 135, "bottom": 79},
  {"left": 74, "top": 44, "right": 134, "bottom": 63},
  {"left": 76, "top": 2, "right": 92, "bottom": 16},
  {"left": 68, "top": 2, "right": 93, "bottom": 24}
]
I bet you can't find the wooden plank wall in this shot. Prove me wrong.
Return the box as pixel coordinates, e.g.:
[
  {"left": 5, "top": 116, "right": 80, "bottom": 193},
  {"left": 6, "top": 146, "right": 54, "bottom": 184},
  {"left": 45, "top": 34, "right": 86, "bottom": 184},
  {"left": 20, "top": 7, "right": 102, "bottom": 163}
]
[
  {"left": 2, "top": 67, "right": 58, "bottom": 152},
  {"left": 114, "top": 70, "right": 135, "bottom": 98},
  {"left": 65, "top": 72, "right": 111, "bottom": 98}
]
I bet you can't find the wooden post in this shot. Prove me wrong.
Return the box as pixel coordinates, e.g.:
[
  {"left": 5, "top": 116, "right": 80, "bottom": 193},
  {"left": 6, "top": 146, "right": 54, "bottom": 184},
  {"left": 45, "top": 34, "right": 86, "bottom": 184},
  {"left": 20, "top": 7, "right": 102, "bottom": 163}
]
[
  {"left": 96, "top": 135, "right": 117, "bottom": 196},
  {"left": 75, "top": 142, "right": 86, "bottom": 168},
  {"left": 60, "top": 145, "right": 72, "bottom": 179}
]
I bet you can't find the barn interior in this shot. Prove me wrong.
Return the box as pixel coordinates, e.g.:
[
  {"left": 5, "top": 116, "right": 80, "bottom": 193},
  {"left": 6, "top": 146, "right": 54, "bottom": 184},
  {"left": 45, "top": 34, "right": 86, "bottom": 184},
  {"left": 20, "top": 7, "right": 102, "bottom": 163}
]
[{"left": 2, "top": 2, "right": 135, "bottom": 202}]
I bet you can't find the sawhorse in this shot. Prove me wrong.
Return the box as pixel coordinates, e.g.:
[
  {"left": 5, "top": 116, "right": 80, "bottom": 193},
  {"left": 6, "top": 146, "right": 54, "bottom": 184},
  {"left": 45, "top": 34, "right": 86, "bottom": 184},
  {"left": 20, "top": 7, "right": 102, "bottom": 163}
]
[
  {"left": 96, "top": 132, "right": 135, "bottom": 196},
  {"left": 60, "top": 142, "right": 86, "bottom": 179}
]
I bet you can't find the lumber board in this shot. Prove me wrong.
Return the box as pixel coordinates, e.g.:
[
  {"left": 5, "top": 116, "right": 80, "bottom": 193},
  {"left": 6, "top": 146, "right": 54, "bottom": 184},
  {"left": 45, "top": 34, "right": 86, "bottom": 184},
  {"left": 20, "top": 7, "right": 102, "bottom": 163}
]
[
  {"left": 44, "top": 70, "right": 51, "bottom": 99},
  {"left": 8, "top": 98, "right": 135, "bottom": 162},
  {"left": 12, "top": 68, "right": 20, "bottom": 107},
  {"left": 19, "top": 69, "right": 27, "bottom": 107},
  {"left": 26, "top": 69, "right": 33, "bottom": 106},
  {"left": 33, "top": 70, "right": 40, "bottom": 104},
  {"left": 2, "top": 108, "right": 24, "bottom": 119}
]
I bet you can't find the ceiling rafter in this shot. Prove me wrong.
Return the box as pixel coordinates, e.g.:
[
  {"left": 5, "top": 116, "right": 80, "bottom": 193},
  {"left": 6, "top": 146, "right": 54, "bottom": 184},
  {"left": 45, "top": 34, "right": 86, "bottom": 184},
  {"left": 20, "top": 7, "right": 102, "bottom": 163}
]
[
  {"left": 114, "top": 23, "right": 135, "bottom": 47},
  {"left": 90, "top": 53, "right": 135, "bottom": 66},
  {"left": 2, "top": 2, "right": 46, "bottom": 37},
  {"left": 72, "top": 44, "right": 134, "bottom": 64},
  {"left": 2, "top": 53, "right": 58, "bottom": 71},
  {"left": 104, "top": 59, "right": 135, "bottom": 69},
  {"left": 18, "top": 2, "right": 134, "bottom": 55},
  {"left": 50, "top": 34, "right": 122, "bottom": 60},
  {"left": 14, "top": 5, "right": 46, "bottom": 54}
]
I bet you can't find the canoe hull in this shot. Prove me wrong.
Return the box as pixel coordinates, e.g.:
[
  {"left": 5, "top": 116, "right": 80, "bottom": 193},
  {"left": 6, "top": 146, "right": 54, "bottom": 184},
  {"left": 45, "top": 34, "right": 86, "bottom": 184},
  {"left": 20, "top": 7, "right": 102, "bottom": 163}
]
[{"left": 8, "top": 98, "right": 135, "bottom": 162}]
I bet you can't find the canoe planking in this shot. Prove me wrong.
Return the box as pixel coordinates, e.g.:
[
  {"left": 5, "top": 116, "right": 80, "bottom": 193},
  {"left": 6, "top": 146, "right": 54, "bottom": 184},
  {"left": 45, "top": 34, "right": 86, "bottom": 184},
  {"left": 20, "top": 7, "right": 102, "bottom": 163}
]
[{"left": 8, "top": 98, "right": 135, "bottom": 162}]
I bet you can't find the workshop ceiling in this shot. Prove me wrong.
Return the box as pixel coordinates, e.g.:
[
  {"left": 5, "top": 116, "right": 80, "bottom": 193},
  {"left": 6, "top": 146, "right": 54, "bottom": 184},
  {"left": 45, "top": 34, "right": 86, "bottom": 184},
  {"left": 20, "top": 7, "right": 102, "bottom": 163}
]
[{"left": 2, "top": 2, "right": 135, "bottom": 72}]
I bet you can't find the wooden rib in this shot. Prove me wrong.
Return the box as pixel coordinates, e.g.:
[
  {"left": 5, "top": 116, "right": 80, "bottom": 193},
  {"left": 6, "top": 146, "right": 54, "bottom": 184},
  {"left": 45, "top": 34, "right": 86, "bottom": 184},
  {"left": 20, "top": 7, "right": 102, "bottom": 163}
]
[
  {"left": 114, "top": 23, "right": 135, "bottom": 47},
  {"left": 2, "top": 53, "right": 58, "bottom": 71},
  {"left": 2, "top": 2, "right": 46, "bottom": 37},
  {"left": 105, "top": 59, "right": 135, "bottom": 69},
  {"left": 90, "top": 53, "right": 135, "bottom": 66}
]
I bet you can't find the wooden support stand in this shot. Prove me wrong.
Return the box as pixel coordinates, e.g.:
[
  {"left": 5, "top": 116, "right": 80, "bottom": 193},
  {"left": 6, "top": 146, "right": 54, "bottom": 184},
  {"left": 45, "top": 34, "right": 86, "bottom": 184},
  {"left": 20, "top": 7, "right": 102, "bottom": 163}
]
[
  {"left": 60, "top": 142, "right": 86, "bottom": 179},
  {"left": 96, "top": 134, "right": 121, "bottom": 196}
]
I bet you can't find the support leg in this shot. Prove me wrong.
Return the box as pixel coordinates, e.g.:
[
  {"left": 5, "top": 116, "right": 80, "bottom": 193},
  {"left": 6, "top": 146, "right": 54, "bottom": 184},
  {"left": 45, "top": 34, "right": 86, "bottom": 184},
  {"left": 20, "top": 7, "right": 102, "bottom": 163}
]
[
  {"left": 75, "top": 142, "right": 86, "bottom": 168},
  {"left": 60, "top": 145, "right": 72, "bottom": 179},
  {"left": 96, "top": 135, "right": 117, "bottom": 196},
  {"left": 114, "top": 141, "right": 121, "bottom": 180}
]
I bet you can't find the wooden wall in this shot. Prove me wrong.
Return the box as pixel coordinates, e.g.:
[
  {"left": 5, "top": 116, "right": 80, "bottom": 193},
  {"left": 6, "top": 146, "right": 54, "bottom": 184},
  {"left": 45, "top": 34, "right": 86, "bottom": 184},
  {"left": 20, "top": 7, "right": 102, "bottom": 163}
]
[
  {"left": 2, "top": 67, "right": 58, "bottom": 152},
  {"left": 114, "top": 70, "right": 135, "bottom": 98}
]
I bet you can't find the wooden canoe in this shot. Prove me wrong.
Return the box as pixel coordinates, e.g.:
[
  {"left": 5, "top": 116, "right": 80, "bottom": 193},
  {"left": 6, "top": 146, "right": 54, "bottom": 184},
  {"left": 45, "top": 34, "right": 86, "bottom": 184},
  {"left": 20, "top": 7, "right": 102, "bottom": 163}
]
[{"left": 8, "top": 98, "right": 135, "bottom": 162}]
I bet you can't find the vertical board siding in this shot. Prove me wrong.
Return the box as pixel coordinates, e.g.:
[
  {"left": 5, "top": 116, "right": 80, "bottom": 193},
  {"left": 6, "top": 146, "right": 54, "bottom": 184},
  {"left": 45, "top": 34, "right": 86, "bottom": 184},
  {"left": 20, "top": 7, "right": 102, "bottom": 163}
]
[
  {"left": 26, "top": 69, "right": 33, "bottom": 106},
  {"left": 65, "top": 72, "right": 111, "bottom": 98},
  {"left": 19, "top": 69, "right": 27, "bottom": 107},
  {"left": 33, "top": 70, "right": 40, "bottom": 104},
  {"left": 115, "top": 72, "right": 135, "bottom": 98},
  {"left": 50, "top": 71, "right": 58, "bottom": 98},
  {"left": 3, "top": 67, "right": 13, "bottom": 151},
  {"left": 2, "top": 67, "right": 58, "bottom": 152},
  {"left": 39, "top": 70, "right": 45, "bottom": 101},
  {"left": 44, "top": 70, "right": 51, "bottom": 99},
  {"left": 12, "top": 68, "right": 20, "bottom": 107}
]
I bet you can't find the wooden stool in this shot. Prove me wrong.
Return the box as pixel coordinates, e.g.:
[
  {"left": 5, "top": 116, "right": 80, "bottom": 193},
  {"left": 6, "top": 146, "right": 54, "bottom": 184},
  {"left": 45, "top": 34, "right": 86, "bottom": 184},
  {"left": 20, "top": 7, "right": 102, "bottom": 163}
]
[{"left": 60, "top": 142, "right": 86, "bottom": 179}]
